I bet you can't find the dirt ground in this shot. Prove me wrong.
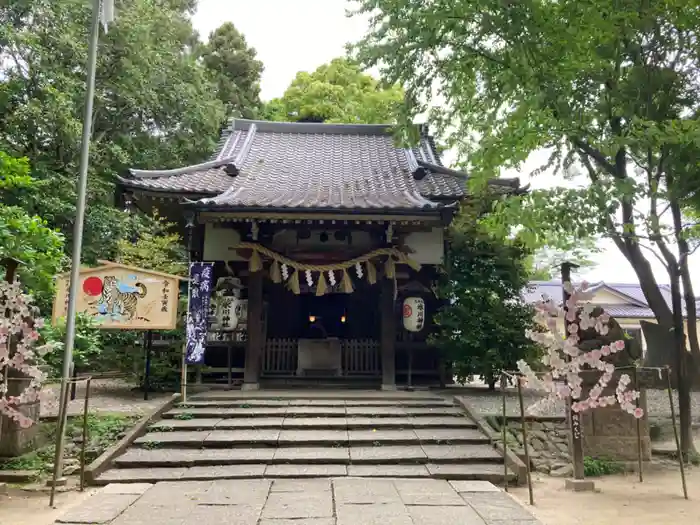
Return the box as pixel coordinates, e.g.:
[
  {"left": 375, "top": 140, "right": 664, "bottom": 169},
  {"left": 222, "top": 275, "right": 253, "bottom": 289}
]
[
  {"left": 511, "top": 465, "right": 699, "bottom": 525},
  {"left": 0, "top": 486, "right": 97, "bottom": 525}
]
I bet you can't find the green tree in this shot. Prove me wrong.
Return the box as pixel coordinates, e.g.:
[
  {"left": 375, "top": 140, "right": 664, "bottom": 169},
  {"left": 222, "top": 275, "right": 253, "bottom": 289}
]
[
  {"left": 353, "top": 0, "right": 700, "bottom": 457},
  {"left": 116, "top": 212, "right": 187, "bottom": 276},
  {"left": 432, "top": 211, "right": 539, "bottom": 389},
  {"left": 262, "top": 58, "right": 404, "bottom": 123},
  {"left": 200, "top": 22, "right": 264, "bottom": 120},
  {"left": 0, "top": 151, "right": 64, "bottom": 305},
  {"left": 0, "top": 0, "right": 237, "bottom": 262}
]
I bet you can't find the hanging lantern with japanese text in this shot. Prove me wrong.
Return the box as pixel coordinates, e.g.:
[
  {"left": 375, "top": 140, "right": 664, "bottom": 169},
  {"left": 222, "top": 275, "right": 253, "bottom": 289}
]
[{"left": 402, "top": 297, "right": 426, "bottom": 332}]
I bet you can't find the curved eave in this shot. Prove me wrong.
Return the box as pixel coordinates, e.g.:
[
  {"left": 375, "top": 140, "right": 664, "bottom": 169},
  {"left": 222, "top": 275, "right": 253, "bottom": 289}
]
[{"left": 116, "top": 175, "right": 221, "bottom": 196}]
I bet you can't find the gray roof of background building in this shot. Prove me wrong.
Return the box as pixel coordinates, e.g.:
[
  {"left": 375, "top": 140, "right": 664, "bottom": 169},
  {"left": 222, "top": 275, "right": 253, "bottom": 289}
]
[
  {"left": 119, "top": 119, "right": 522, "bottom": 212},
  {"left": 526, "top": 280, "right": 698, "bottom": 319}
]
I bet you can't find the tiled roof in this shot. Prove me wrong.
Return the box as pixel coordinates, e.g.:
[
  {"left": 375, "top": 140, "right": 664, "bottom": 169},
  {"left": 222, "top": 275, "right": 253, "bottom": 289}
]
[
  {"left": 526, "top": 280, "right": 691, "bottom": 319},
  {"left": 119, "top": 119, "right": 523, "bottom": 212}
]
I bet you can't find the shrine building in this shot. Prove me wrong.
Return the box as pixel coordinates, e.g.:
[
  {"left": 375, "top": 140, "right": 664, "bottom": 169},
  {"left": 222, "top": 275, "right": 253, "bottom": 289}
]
[{"left": 117, "top": 119, "right": 523, "bottom": 390}]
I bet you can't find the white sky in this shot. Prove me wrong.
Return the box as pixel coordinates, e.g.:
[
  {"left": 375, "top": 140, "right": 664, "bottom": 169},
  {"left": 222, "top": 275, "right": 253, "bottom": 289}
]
[{"left": 191, "top": 0, "right": 700, "bottom": 290}]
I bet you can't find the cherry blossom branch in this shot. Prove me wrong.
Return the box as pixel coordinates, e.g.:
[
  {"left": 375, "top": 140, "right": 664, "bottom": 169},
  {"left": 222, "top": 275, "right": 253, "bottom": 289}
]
[{"left": 517, "top": 281, "right": 643, "bottom": 419}]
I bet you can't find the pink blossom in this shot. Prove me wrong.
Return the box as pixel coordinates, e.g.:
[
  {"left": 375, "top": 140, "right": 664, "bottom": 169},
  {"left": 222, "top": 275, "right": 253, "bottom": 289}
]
[{"left": 612, "top": 340, "right": 626, "bottom": 351}]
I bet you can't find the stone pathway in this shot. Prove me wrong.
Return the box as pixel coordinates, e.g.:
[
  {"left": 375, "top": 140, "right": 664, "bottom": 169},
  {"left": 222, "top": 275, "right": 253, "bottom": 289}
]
[{"left": 54, "top": 478, "right": 541, "bottom": 525}]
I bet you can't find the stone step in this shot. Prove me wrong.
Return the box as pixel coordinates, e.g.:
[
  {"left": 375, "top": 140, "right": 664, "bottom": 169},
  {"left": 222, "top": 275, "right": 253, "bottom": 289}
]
[
  {"left": 182, "top": 399, "right": 455, "bottom": 408},
  {"left": 134, "top": 428, "right": 489, "bottom": 448},
  {"left": 115, "top": 444, "right": 502, "bottom": 468},
  {"left": 190, "top": 391, "right": 447, "bottom": 402},
  {"left": 162, "top": 406, "right": 465, "bottom": 419},
  {"left": 149, "top": 416, "right": 478, "bottom": 432},
  {"left": 94, "top": 462, "right": 515, "bottom": 485}
]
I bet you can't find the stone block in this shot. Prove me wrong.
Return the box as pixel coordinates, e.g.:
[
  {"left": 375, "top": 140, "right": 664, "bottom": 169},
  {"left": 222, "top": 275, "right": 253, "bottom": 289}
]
[
  {"left": 271, "top": 479, "right": 332, "bottom": 492},
  {"left": 100, "top": 483, "right": 153, "bottom": 495},
  {"left": 449, "top": 480, "right": 502, "bottom": 493},
  {"left": 265, "top": 464, "right": 347, "bottom": 477},
  {"left": 336, "top": 503, "right": 413, "bottom": 525},
  {"left": 261, "top": 491, "right": 333, "bottom": 519},
  {"left": 56, "top": 493, "right": 141, "bottom": 524},
  {"left": 350, "top": 445, "right": 425, "bottom": 463},
  {"left": 461, "top": 492, "right": 537, "bottom": 523},
  {"left": 393, "top": 478, "right": 466, "bottom": 506},
  {"left": 346, "top": 465, "right": 429, "bottom": 477},
  {"left": 333, "top": 478, "right": 402, "bottom": 504},
  {"left": 408, "top": 504, "right": 486, "bottom": 525},
  {"left": 565, "top": 478, "right": 596, "bottom": 492}
]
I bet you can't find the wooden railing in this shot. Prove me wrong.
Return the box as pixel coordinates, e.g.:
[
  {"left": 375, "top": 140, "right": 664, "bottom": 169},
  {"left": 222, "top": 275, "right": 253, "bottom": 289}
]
[
  {"left": 342, "top": 339, "right": 380, "bottom": 376},
  {"left": 261, "top": 338, "right": 381, "bottom": 376},
  {"left": 262, "top": 338, "right": 297, "bottom": 375}
]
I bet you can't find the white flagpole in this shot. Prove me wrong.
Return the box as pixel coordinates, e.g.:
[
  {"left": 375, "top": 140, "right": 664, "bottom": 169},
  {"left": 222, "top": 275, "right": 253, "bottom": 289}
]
[{"left": 51, "top": 0, "right": 104, "bottom": 488}]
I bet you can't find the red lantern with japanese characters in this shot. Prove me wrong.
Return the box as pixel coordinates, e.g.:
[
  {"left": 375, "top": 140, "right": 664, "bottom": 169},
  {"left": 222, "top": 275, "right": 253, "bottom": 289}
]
[{"left": 402, "top": 297, "right": 426, "bottom": 332}]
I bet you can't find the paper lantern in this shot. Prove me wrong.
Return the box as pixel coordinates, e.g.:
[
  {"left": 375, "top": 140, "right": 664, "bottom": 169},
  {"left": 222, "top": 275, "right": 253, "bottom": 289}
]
[{"left": 402, "top": 297, "right": 426, "bottom": 332}]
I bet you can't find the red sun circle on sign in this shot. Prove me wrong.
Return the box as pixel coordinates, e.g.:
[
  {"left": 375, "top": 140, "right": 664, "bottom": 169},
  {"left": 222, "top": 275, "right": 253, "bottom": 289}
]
[
  {"left": 403, "top": 304, "right": 413, "bottom": 318},
  {"left": 83, "top": 276, "right": 103, "bottom": 296}
]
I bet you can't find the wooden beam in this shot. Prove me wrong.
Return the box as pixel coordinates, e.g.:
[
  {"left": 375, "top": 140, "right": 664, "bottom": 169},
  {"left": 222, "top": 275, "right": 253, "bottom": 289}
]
[
  {"left": 380, "top": 276, "right": 397, "bottom": 390},
  {"left": 242, "top": 270, "right": 264, "bottom": 389}
]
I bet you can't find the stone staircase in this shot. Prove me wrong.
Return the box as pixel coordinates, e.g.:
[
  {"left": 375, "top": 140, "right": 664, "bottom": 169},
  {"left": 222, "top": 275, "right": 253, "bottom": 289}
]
[{"left": 94, "top": 390, "right": 515, "bottom": 485}]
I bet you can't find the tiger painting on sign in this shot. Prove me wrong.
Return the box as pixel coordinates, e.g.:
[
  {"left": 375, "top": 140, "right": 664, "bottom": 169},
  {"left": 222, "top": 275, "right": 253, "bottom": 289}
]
[{"left": 100, "top": 275, "right": 147, "bottom": 320}]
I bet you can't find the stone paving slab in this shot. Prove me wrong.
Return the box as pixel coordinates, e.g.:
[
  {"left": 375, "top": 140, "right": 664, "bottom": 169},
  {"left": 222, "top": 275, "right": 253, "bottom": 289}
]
[
  {"left": 100, "top": 483, "right": 153, "bottom": 495},
  {"left": 336, "top": 503, "right": 413, "bottom": 525},
  {"left": 408, "top": 504, "right": 487, "bottom": 525},
  {"left": 60, "top": 478, "right": 543, "bottom": 525},
  {"left": 56, "top": 493, "right": 142, "bottom": 524},
  {"left": 461, "top": 491, "right": 539, "bottom": 522},
  {"left": 261, "top": 491, "right": 333, "bottom": 519},
  {"left": 450, "top": 480, "right": 503, "bottom": 492},
  {"left": 334, "top": 478, "right": 402, "bottom": 504},
  {"left": 393, "top": 478, "right": 466, "bottom": 506},
  {"left": 271, "top": 478, "right": 332, "bottom": 492}
]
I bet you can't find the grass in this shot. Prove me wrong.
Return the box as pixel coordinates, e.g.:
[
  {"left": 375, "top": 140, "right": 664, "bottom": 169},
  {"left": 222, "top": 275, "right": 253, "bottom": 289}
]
[
  {"left": 0, "top": 413, "right": 139, "bottom": 477},
  {"left": 583, "top": 456, "right": 625, "bottom": 477}
]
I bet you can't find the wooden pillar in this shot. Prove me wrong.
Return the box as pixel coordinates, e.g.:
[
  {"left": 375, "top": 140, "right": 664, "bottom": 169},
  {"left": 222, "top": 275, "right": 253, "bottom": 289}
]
[
  {"left": 380, "top": 276, "right": 397, "bottom": 390},
  {"left": 243, "top": 270, "right": 263, "bottom": 390}
]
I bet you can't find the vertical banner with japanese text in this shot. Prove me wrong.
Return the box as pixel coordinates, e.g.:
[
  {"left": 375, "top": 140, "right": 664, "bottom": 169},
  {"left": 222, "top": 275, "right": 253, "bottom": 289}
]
[{"left": 185, "top": 262, "right": 214, "bottom": 364}]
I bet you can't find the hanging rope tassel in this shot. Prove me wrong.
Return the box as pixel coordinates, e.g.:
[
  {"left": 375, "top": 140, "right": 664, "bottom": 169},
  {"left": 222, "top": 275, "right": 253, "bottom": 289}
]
[
  {"left": 401, "top": 254, "right": 421, "bottom": 272},
  {"left": 341, "top": 269, "right": 354, "bottom": 294},
  {"left": 316, "top": 272, "right": 328, "bottom": 296},
  {"left": 270, "top": 260, "right": 282, "bottom": 283},
  {"left": 248, "top": 249, "right": 263, "bottom": 273},
  {"left": 384, "top": 256, "right": 395, "bottom": 279},
  {"left": 366, "top": 261, "right": 377, "bottom": 285},
  {"left": 288, "top": 269, "right": 301, "bottom": 294}
]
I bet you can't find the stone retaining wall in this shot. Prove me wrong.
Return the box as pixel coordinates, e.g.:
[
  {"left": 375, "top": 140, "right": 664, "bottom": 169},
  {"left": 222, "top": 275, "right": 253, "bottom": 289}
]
[{"left": 487, "top": 416, "right": 573, "bottom": 476}]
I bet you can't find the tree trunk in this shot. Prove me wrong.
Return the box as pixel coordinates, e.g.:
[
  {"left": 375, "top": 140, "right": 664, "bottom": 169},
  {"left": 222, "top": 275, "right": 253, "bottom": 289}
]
[{"left": 669, "top": 268, "right": 696, "bottom": 458}]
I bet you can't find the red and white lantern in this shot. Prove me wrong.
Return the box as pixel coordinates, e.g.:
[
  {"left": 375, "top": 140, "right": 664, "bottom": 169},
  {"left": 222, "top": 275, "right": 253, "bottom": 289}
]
[{"left": 402, "top": 297, "right": 426, "bottom": 332}]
